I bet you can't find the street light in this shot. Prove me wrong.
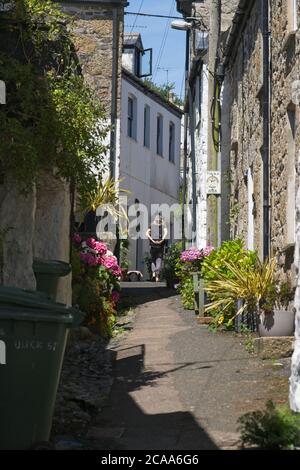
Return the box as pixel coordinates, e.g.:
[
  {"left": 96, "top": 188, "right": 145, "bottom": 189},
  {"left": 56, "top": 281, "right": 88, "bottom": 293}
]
[{"left": 171, "top": 20, "right": 192, "bottom": 30}]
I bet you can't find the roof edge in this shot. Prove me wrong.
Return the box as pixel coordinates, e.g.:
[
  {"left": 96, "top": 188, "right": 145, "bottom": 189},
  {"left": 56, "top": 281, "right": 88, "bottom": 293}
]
[{"left": 122, "top": 68, "right": 183, "bottom": 117}]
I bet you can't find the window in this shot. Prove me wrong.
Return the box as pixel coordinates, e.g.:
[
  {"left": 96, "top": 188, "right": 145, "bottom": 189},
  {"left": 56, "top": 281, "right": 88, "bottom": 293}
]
[
  {"left": 127, "top": 95, "right": 137, "bottom": 140},
  {"left": 143, "top": 105, "right": 150, "bottom": 148},
  {"left": 156, "top": 114, "right": 163, "bottom": 156},
  {"left": 169, "top": 122, "right": 175, "bottom": 163},
  {"left": 288, "top": 0, "right": 297, "bottom": 33}
]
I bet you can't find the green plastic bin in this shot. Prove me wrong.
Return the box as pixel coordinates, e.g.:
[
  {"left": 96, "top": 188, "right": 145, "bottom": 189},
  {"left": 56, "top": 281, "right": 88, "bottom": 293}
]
[
  {"left": 33, "top": 259, "right": 71, "bottom": 301},
  {"left": 0, "top": 286, "right": 84, "bottom": 450}
]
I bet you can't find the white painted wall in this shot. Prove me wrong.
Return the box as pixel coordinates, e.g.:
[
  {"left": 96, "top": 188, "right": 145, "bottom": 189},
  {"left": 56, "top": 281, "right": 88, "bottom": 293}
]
[
  {"left": 186, "top": 65, "right": 209, "bottom": 249},
  {"left": 290, "top": 151, "right": 300, "bottom": 411},
  {"left": 120, "top": 76, "right": 181, "bottom": 276}
]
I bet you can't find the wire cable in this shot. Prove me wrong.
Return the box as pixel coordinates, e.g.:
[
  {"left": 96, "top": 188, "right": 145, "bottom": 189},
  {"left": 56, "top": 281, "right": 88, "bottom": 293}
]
[
  {"left": 153, "top": 0, "right": 175, "bottom": 80},
  {"left": 130, "top": 0, "right": 145, "bottom": 34}
]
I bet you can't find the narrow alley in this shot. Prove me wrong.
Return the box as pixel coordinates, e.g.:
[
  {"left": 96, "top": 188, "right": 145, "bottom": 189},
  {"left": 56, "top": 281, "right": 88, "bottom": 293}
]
[{"left": 86, "top": 284, "right": 290, "bottom": 450}]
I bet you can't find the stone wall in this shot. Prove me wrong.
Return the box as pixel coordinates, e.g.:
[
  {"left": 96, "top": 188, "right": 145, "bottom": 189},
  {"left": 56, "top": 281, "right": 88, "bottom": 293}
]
[
  {"left": 59, "top": 1, "right": 124, "bottom": 116},
  {"left": 223, "top": 0, "right": 300, "bottom": 267},
  {"left": 0, "top": 179, "right": 36, "bottom": 290},
  {"left": 192, "top": 0, "right": 240, "bottom": 32},
  {"left": 223, "top": 1, "right": 264, "bottom": 256},
  {"left": 33, "top": 172, "right": 72, "bottom": 304},
  {"left": 270, "top": 0, "right": 300, "bottom": 280}
]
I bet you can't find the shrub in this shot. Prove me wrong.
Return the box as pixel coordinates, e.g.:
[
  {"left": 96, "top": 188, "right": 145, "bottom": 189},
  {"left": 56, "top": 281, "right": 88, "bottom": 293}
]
[
  {"left": 162, "top": 242, "right": 182, "bottom": 288},
  {"left": 201, "top": 239, "right": 257, "bottom": 329},
  {"left": 238, "top": 401, "right": 300, "bottom": 449}
]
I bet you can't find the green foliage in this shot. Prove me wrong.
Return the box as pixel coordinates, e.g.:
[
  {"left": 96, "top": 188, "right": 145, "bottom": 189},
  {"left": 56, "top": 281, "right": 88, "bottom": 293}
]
[
  {"left": 120, "top": 239, "right": 130, "bottom": 271},
  {"left": 162, "top": 242, "right": 182, "bottom": 288},
  {"left": 201, "top": 240, "right": 257, "bottom": 329},
  {"left": 178, "top": 276, "right": 194, "bottom": 310},
  {"left": 175, "top": 258, "right": 194, "bottom": 310},
  {"left": 0, "top": 0, "right": 108, "bottom": 192},
  {"left": 201, "top": 239, "right": 256, "bottom": 281},
  {"left": 143, "top": 79, "right": 183, "bottom": 107},
  {"left": 238, "top": 401, "right": 300, "bottom": 449},
  {"left": 239, "top": 324, "right": 255, "bottom": 354}
]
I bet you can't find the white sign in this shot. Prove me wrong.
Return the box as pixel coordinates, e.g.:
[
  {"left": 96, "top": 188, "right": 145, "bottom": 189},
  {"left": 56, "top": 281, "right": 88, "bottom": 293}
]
[
  {"left": 206, "top": 171, "right": 221, "bottom": 195},
  {"left": 0, "top": 80, "right": 6, "bottom": 104}
]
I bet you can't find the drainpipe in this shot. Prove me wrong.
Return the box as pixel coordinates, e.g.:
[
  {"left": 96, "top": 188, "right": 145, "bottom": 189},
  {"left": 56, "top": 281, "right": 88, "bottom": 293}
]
[
  {"left": 110, "top": 7, "right": 119, "bottom": 180},
  {"left": 262, "top": 0, "right": 271, "bottom": 259},
  {"left": 182, "top": 29, "right": 190, "bottom": 250}
]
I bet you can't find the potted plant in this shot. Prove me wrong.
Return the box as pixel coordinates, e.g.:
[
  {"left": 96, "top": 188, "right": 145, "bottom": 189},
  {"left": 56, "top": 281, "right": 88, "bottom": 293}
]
[
  {"left": 204, "top": 253, "right": 296, "bottom": 337},
  {"left": 258, "top": 281, "right": 295, "bottom": 337}
]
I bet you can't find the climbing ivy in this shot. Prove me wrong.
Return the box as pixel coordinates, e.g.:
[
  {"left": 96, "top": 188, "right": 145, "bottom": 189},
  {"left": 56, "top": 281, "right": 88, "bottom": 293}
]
[{"left": 0, "top": 0, "right": 108, "bottom": 193}]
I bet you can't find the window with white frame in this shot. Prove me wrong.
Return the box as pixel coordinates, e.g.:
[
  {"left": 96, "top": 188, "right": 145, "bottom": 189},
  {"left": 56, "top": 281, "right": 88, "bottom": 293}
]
[
  {"left": 128, "top": 95, "right": 137, "bottom": 140},
  {"left": 156, "top": 114, "right": 163, "bottom": 156},
  {"left": 143, "top": 104, "right": 150, "bottom": 148},
  {"left": 169, "top": 121, "right": 175, "bottom": 163},
  {"left": 288, "top": 0, "right": 298, "bottom": 33}
]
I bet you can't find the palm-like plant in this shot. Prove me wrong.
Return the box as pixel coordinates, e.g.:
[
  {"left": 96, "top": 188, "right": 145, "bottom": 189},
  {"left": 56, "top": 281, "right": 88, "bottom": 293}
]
[
  {"left": 204, "top": 256, "right": 276, "bottom": 318},
  {"left": 77, "top": 177, "right": 130, "bottom": 228}
]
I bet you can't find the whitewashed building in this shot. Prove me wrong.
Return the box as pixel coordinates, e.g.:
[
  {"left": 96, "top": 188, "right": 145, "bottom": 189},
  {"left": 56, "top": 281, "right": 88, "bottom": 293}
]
[{"left": 120, "top": 34, "right": 182, "bottom": 276}]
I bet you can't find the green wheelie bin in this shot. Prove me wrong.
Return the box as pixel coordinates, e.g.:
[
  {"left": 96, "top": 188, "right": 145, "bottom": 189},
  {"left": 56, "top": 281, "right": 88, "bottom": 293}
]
[
  {"left": 33, "top": 258, "right": 71, "bottom": 301},
  {"left": 0, "top": 286, "right": 84, "bottom": 450}
]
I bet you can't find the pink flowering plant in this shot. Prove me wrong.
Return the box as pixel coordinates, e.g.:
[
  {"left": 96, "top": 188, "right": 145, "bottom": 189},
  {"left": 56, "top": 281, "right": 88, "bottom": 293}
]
[
  {"left": 176, "top": 246, "right": 214, "bottom": 310},
  {"left": 71, "top": 234, "right": 121, "bottom": 336}
]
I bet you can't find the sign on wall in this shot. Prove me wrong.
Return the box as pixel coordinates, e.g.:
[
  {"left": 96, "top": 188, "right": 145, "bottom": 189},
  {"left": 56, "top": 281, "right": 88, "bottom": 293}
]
[{"left": 206, "top": 171, "right": 221, "bottom": 195}]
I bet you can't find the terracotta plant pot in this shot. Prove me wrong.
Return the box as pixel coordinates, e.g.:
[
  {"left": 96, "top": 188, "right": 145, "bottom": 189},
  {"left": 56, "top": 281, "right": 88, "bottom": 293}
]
[{"left": 258, "top": 309, "right": 295, "bottom": 337}]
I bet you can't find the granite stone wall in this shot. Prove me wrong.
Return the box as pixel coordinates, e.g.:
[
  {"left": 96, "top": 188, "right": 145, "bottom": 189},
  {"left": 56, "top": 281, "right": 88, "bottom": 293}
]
[{"left": 223, "top": 1, "right": 264, "bottom": 256}]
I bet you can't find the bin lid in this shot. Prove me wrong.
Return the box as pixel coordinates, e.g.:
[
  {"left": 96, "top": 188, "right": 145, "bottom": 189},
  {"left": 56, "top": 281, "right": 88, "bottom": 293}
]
[
  {"left": 0, "top": 286, "right": 83, "bottom": 319},
  {"left": 0, "top": 307, "right": 74, "bottom": 324},
  {"left": 32, "top": 258, "right": 71, "bottom": 276}
]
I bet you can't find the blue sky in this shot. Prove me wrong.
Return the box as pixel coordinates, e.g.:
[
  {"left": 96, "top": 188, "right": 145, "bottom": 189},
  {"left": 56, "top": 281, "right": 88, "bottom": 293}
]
[{"left": 125, "top": 0, "right": 186, "bottom": 99}]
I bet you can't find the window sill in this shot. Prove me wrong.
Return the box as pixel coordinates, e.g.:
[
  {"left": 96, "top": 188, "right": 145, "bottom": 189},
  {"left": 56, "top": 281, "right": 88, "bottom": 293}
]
[
  {"left": 156, "top": 153, "right": 164, "bottom": 158},
  {"left": 128, "top": 136, "right": 137, "bottom": 142}
]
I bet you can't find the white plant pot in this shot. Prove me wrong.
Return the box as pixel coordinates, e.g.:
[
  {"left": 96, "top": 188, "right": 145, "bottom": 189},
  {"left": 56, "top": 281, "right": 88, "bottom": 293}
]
[{"left": 258, "top": 309, "right": 295, "bottom": 337}]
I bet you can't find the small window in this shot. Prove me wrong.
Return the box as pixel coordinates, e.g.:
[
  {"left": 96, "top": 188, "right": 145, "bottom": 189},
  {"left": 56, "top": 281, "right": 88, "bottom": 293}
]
[
  {"left": 144, "top": 105, "right": 150, "bottom": 148},
  {"left": 169, "top": 122, "right": 175, "bottom": 163},
  {"left": 156, "top": 114, "right": 163, "bottom": 156},
  {"left": 128, "top": 95, "right": 137, "bottom": 140}
]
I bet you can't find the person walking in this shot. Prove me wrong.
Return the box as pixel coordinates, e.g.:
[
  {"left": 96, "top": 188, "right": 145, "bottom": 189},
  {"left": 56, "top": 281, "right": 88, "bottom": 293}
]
[{"left": 146, "top": 215, "right": 168, "bottom": 282}]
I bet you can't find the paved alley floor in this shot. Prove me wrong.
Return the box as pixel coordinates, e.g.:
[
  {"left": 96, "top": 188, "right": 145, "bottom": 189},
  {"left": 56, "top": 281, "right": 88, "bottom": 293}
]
[{"left": 88, "top": 283, "right": 290, "bottom": 450}]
